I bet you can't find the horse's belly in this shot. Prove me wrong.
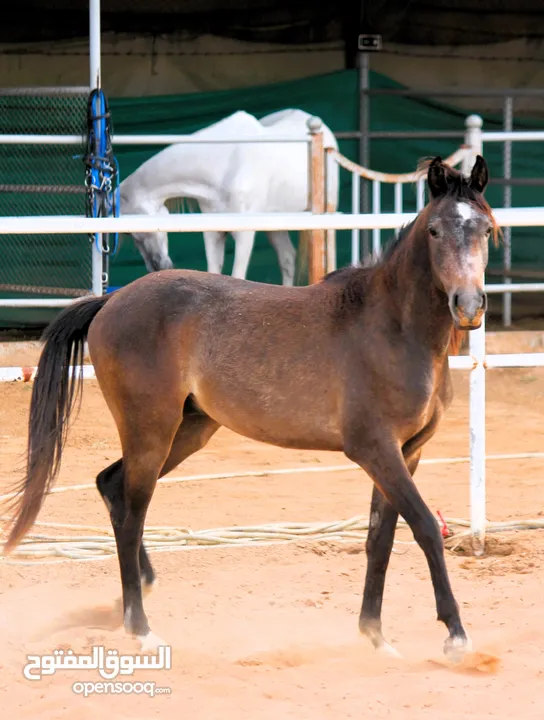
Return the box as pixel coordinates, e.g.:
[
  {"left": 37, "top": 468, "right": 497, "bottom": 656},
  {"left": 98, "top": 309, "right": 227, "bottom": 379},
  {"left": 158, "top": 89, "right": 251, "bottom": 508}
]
[
  {"left": 220, "top": 418, "right": 342, "bottom": 451},
  {"left": 193, "top": 379, "right": 344, "bottom": 451}
]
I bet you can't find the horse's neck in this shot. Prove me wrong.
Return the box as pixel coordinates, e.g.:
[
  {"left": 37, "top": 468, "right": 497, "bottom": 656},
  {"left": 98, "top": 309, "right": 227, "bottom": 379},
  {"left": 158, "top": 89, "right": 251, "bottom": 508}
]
[{"left": 380, "top": 222, "right": 453, "bottom": 356}]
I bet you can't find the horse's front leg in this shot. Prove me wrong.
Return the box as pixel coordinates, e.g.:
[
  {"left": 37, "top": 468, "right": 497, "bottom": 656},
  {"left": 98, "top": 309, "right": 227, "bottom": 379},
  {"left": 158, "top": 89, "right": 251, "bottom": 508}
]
[
  {"left": 360, "top": 415, "right": 444, "bottom": 654},
  {"left": 345, "top": 432, "right": 469, "bottom": 661},
  {"left": 359, "top": 483, "right": 400, "bottom": 655},
  {"left": 359, "top": 448, "right": 425, "bottom": 656}
]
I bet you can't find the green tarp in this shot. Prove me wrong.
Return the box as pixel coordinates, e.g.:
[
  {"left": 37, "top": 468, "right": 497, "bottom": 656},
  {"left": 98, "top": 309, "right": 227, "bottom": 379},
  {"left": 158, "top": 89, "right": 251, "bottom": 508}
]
[{"left": 1, "top": 68, "right": 543, "bottom": 328}]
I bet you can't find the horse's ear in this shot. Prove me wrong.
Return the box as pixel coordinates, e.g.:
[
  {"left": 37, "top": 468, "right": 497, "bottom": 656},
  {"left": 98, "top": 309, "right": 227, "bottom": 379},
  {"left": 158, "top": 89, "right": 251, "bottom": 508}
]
[
  {"left": 427, "top": 157, "right": 448, "bottom": 198},
  {"left": 468, "top": 155, "right": 489, "bottom": 194}
]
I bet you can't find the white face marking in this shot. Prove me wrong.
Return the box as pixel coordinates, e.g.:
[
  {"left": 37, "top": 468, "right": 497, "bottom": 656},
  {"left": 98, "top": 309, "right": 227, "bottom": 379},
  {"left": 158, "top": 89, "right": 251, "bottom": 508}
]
[
  {"left": 458, "top": 251, "right": 484, "bottom": 283},
  {"left": 456, "top": 201, "right": 475, "bottom": 222}
]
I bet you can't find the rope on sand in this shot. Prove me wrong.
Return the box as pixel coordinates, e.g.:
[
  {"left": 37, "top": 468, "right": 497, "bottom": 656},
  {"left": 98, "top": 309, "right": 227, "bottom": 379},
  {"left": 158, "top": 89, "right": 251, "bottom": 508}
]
[
  {"left": 1, "top": 453, "right": 544, "bottom": 565},
  {"left": 1, "top": 516, "right": 543, "bottom": 565}
]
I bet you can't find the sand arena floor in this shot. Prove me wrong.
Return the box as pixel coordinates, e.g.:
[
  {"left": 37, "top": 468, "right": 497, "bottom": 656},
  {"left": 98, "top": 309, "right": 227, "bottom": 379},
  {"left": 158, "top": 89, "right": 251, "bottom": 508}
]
[{"left": 0, "top": 333, "right": 543, "bottom": 719}]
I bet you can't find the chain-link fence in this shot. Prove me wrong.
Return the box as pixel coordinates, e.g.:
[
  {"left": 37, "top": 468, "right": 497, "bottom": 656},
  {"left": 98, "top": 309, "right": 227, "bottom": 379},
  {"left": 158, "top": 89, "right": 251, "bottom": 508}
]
[{"left": 0, "top": 87, "right": 91, "bottom": 298}]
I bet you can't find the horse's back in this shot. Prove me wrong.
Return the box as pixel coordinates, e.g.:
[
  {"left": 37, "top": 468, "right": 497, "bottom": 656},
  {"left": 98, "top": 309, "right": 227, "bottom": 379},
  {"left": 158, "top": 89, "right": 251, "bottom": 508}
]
[
  {"left": 119, "top": 111, "right": 264, "bottom": 207},
  {"left": 91, "top": 268, "right": 321, "bottom": 367},
  {"left": 119, "top": 107, "right": 339, "bottom": 213},
  {"left": 259, "top": 109, "right": 338, "bottom": 150},
  {"left": 193, "top": 110, "right": 263, "bottom": 138}
]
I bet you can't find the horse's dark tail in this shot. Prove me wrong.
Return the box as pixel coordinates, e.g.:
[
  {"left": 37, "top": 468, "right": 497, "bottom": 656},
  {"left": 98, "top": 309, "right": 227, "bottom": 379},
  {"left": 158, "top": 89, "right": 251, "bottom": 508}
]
[{"left": 3, "top": 293, "right": 112, "bottom": 552}]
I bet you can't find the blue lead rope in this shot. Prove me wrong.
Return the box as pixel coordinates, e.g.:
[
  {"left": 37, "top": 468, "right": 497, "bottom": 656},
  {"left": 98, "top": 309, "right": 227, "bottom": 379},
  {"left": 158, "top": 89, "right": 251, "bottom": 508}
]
[{"left": 85, "top": 88, "right": 120, "bottom": 260}]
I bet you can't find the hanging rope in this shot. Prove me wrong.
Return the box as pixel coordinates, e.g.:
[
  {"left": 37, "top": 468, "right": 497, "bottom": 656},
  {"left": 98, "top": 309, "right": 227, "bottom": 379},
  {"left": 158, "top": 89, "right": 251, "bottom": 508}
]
[{"left": 84, "top": 87, "right": 120, "bottom": 287}]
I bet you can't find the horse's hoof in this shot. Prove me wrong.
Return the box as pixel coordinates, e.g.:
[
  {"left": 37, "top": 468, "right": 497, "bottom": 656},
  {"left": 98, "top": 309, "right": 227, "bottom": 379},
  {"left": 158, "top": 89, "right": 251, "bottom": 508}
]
[
  {"left": 138, "top": 631, "right": 168, "bottom": 653},
  {"left": 444, "top": 634, "right": 472, "bottom": 663},
  {"left": 378, "top": 642, "right": 403, "bottom": 659},
  {"left": 360, "top": 621, "right": 403, "bottom": 659}
]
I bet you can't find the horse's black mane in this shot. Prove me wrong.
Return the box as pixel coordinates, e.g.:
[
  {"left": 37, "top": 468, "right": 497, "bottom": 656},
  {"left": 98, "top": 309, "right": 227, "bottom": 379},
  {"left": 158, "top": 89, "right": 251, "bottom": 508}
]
[{"left": 322, "top": 218, "right": 415, "bottom": 289}]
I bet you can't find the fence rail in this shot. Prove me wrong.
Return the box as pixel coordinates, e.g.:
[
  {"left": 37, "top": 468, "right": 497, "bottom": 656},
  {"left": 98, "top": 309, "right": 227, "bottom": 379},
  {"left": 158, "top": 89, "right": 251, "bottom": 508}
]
[
  {"left": 2, "top": 111, "right": 544, "bottom": 554},
  {"left": 0, "top": 207, "right": 543, "bottom": 235},
  {"left": 0, "top": 134, "right": 312, "bottom": 145}
]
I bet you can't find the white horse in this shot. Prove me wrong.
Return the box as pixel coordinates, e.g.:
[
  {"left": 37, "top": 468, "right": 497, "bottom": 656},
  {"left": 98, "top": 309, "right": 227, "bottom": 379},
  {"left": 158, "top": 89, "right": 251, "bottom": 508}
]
[{"left": 119, "top": 108, "right": 339, "bottom": 285}]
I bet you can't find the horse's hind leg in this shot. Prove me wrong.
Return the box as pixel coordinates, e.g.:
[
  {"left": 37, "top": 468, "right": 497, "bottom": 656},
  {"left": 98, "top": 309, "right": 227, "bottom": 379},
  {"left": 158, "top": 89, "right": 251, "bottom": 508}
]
[
  {"left": 96, "top": 410, "right": 220, "bottom": 647},
  {"left": 266, "top": 230, "right": 296, "bottom": 286},
  {"left": 97, "top": 460, "right": 156, "bottom": 595},
  {"left": 231, "top": 230, "right": 256, "bottom": 279},
  {"left": 111, "top": 429, "right": 178, "bottom": 650},
  {"left": 203, "top": 230, "right": 227, "bottom": 274},
  {"left": 359, "top": 451, "right": 421, "bottom": 657}
]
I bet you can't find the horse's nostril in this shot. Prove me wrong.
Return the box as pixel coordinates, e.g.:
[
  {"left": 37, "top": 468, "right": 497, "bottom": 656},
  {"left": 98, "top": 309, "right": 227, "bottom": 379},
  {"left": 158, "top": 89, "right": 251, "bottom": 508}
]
[
  {"left": 480, "top": 292, "right": 487, "bottom": 311},
  {"left": 452, "top": 294, "right": 460, "bottom": 309}
]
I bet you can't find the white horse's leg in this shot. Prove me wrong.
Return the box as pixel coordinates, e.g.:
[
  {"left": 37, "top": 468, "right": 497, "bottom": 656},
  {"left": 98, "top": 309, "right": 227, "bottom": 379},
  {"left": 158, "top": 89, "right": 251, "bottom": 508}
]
[
  {"left": 326, "top": 230, "right": 337, "bottom": 274},
  {"left": 203, "top": 230, "right": 227, "bottom": 274},
  {"left": 231, "top": 230, "right": 256, "bottom": 280},
  {"left": 266, "top": 230, "right": 296, "bottom": 286}
]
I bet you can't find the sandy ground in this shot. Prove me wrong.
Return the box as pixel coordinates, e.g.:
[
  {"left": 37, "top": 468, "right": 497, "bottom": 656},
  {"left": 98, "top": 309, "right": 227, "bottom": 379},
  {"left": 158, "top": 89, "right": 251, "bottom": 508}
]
[{"left": 0, "top": 342, "right": 544, "bottom": 718}]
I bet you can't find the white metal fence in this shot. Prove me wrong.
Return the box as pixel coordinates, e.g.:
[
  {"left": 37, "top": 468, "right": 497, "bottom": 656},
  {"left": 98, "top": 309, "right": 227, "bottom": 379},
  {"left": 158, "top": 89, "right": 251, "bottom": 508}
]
[
  {"left": 1, "top": 112, "right": 544, "bottom": 553},
  {"left": 1, "top": 206, "right": 544, "bottom": 552}
]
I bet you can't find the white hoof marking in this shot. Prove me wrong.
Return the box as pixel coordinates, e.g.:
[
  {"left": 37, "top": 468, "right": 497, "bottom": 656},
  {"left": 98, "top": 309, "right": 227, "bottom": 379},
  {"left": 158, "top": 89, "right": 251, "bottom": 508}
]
[
  {"left": 378, "top": 642, "right": 403, "bottom": 659},
  {"left": 138, "top": 631, "right": 168, "bottom": 653},
  {"left": 445, "top": 634, "right": 473, "bottom": 662}
]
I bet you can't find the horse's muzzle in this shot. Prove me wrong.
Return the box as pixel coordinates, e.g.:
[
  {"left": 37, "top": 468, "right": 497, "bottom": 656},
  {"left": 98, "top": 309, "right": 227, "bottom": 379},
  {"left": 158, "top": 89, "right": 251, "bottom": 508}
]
[{"left": 449, "top": 289, "right": 487, "bottom": 329}]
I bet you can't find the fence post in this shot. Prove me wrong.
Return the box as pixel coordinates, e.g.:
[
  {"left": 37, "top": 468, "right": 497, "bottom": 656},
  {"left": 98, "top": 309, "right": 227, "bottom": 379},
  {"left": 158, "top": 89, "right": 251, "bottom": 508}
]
[
  {"left": 463, "top": 114, "right": 483, "bottom": 172},
  {"left": 89, "top": 0, "right": 104, "bottom": 297},
  {"left": 464, "top": 113, "right": 487, "bottom": 555},
  {"left": 307, "top": 116, "right": 326, "bottom": 284},
  {"left": 503, "top": 97, "right": 513, "bottom": 327},
  {"left": 325, "top": 149, "right": 337, "bottom": 274},
  {"left": 351, "top": 172, "right": 361, "bottom": 265}
]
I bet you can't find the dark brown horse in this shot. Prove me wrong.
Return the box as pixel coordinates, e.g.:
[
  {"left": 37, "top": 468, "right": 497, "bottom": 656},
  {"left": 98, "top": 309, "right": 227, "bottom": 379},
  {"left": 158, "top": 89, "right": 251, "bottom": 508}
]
[{"left": 4, "top": 155, "right": 497, "bottom": 661}]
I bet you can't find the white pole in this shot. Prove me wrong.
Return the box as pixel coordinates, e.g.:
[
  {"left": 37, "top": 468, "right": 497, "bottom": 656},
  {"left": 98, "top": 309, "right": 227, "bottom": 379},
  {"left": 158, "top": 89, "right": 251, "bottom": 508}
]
[
  {"left": 394, "top": 182, "right": 402, "bottom": 214},
  {"left": 89, "top": 0, "right": 101, "bottom": 89},
  {"left": 0, "top": 207, "right": 542, "bottom": 234},
  {"left": 503, "top": 97, "right": 513, "bottom": 327},
  {"left": 469, "top": 318, "right": 486, "bottom": 555},
  {"left": 89, "top": 0, "right": 103, "bottom": 296},
  {"left": 0, "top": 133, "right": 310, "bottom": 145},
  {"left": 464, "top": 113, "right": 487, "bottom": 554},
  {"left": 372, "top": 180, "right": 381, "bottom": 258},
  {"left": 416, "top": 178, "right": 425, "bottom": 211},
  {"left": 463, "top": 114, "right": 483, "bottom": 170},
  {"left": 351, "top": 172, "right": 360, "bottom": 265}
]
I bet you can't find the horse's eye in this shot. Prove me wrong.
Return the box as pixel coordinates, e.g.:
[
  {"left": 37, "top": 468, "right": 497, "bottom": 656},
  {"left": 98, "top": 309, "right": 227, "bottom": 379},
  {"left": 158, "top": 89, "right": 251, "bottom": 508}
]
[
  {"left": 428, "top": 226, "right": 439, "bottom": 238},
  {"left": 484, "top": 227, "right": 492, "bottom": 237}
]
